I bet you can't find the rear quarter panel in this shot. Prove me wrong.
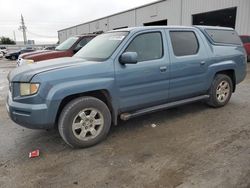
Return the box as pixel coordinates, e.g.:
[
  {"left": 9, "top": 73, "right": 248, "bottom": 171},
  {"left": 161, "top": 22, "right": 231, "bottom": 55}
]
[{"left": 205, "top": 45, "right": 247, "bottom": 87}]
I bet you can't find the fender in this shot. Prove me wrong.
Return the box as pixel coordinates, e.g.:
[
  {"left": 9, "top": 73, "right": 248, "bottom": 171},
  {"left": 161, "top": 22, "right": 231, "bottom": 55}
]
[
  {"left": 206, "top": 60, "right": 236, "bottom": 89},
  {"left": 44, "top": 77, "right": 119, "bottom": 124}
]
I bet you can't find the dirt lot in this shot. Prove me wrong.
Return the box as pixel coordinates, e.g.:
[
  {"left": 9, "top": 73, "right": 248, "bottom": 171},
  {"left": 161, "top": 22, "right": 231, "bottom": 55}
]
[{"left": 0, "top": 58, "right": 250, "bottom": 188}]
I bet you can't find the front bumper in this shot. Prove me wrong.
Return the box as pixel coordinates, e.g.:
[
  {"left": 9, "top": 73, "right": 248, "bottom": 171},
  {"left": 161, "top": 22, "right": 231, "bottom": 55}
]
[{"left": 6, "top": 91, "right": 54, "bottom": 129}]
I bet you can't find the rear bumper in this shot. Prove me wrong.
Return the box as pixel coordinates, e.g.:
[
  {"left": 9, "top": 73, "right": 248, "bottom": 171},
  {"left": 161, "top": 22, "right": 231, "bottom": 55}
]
[{"left": 6, "top": 91, "right": 54, "bottom": 129}]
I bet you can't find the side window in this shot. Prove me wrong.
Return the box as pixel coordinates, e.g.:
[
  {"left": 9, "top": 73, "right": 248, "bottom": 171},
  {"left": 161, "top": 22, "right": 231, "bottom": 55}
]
[
  {"left": 170, "top": 31, "right": 199, "bottom": 56},
  {"left": 240, "top": 36, "right": 248, "bottom": 44},
  {"left": 125, "top": 32, "right": 163, "bottom": 62},
  {"left": 241, "top": 36, "right": 250, "bottom": 44},
  {"left": 205, "top": 29, "right": 242, "bottom": 45},
  {"left": 75, "top": 37, "right": 92, "bottom": 49}
]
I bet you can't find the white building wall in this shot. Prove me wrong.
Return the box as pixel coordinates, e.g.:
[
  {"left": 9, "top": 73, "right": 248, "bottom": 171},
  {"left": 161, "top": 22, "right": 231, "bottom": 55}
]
[
  {"left": 109, "top": 10, "right": 136, "bottom": 29},
  {"left": 136, "top": 0, "right": 181, "bottom": 26},
  {"left": 77, "top": 24, "right": 90, "bottom": 35},
  {"left": 89, "top": 18, "right": 109, "bottom": 33},
  {"left": 58, "top": 31, "right": 67, "bottom": 42},
  {"left": 58, "top": 0, "right": 250, "bottom": 42}
]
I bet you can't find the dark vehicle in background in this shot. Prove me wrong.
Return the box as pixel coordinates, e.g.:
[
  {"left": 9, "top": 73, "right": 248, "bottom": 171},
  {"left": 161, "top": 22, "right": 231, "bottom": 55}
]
[
  {"left": 43, "top": 46, "right": 56, "bottom": 50},
  {"left": 17, "top": 34, "right": 96, "bottom": 66},
  {"left": 5, "top": 47, "right": 35, "bottom": 60},
  {"left": 240, "top": 35, "right": 250, "bottom": 61}
]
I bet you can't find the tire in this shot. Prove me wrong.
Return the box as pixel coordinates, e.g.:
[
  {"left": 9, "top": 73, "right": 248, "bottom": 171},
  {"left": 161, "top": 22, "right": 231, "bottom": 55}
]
[
  {"left": 58, "top": 96, "right": 111, "bottom": 148},
  {"left": 207, "top": 74, "right": 233, "bottom": 108},
  {"left": 11, "top": 55, "right": 16, "bottom": 60}
]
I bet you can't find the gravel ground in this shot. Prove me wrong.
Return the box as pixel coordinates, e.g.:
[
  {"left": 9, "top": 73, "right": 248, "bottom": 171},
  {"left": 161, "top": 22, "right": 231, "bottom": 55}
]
[{"left": 0, "top": 58, "right": 250, "bottom": 188}]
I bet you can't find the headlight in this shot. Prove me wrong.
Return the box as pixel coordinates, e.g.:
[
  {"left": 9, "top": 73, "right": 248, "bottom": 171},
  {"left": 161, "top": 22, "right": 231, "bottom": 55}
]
[
  {"left": 20, "top": 83, "right": 40, "bottom": 96},
  {"left": 25, "top": 59, "right": 34, "bottom": 64},
  {"left": 18, "top": 59, "right": 35, "bottom": 67}
]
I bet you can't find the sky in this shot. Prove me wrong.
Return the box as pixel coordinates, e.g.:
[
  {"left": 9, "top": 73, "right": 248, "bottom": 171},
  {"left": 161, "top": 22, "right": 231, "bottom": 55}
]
[{"left": 0, "top": 0, "right": 157, "bottom": 44}]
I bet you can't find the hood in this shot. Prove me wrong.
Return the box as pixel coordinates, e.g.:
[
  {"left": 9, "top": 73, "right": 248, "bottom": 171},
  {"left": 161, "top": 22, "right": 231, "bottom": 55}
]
[
  {"left": 8, "top": 57, "right": 87, "bottom": 82},
  {"left": 19, "top": 50, "right": 50, "bottom": 59},
  {"left": 22, "top": 50, "right": 70, "bottom": 62}
]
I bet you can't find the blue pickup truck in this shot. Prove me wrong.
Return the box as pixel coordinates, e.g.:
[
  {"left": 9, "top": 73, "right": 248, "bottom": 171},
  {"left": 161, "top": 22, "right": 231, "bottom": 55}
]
[{"left": 6, "top": 26, "right": 247, "bottom": 148}]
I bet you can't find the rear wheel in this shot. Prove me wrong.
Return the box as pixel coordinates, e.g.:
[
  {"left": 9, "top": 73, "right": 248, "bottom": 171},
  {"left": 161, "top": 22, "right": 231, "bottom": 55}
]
[
  {"left": 58, "top": 96, "right": 111, "bottom": 148},
  {"left": 207, "top": 74, "right": 233, "bottom": 108}
]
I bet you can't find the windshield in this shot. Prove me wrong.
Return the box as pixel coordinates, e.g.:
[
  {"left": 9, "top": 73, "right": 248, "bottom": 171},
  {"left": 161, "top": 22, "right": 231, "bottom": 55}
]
[
  {"left": 56, "top": 37, "right": 79, "bottom": 51},
  {"left": 74, "top": 32, "right": 128, "bottom": 61}
]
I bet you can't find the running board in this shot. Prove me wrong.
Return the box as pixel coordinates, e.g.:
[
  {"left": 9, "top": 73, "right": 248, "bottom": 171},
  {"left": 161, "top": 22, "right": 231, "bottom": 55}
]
[{"left": 120, "top": 95, "right": 209, "bottom": 121}]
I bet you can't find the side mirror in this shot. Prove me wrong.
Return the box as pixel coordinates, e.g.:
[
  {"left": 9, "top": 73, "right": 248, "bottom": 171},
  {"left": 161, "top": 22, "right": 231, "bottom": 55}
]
[
  {"left": 119, "top": 52, "right": 138, "bottom": 64},
  {"left": 73, "top": 46, "right": 82, "bottom": 53}
]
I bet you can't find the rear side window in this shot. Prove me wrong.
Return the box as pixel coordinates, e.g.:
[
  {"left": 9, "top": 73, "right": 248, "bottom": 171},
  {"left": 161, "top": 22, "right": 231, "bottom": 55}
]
[
  {"left": 205, "top": 29, "right": 242, "bottom": 45},
  {"left": 76, "top": 37, "right": 93, "bottom": 48},
  {"left": 125, "top": 32, "right": 163, "bottom": 62},
  {"left": 169, "top": 31, "right": 199, "bottom": 56},
  {"left": 240, "top": 36, "right": 250, "bottom": 44}
]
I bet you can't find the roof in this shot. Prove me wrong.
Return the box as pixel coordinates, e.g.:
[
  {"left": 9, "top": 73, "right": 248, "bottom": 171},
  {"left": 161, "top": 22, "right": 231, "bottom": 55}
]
[
  {"left": 75, "top": 34, "right": 98, "bottom": 37},
  {"left": 194, "top": 25, "right": 234, "bottom": 30},
  {"left": 105, "top": 25, "right": 236, "bottom": 36},
  {"left": 109, "top": 25, "right": 196, "bottom": 32},
  {"left": 58, "top": 0, "right": 165, "bottom": 32}
]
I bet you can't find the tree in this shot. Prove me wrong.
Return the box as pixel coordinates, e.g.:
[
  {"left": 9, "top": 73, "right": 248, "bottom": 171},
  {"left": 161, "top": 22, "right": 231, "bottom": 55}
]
[{"left": 0, "top": 37, "right": 16, "bottom": 45}]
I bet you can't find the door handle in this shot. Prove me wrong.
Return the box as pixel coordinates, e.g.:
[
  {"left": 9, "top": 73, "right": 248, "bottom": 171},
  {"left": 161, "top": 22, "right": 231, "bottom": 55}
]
[
  {"left": 160, "top": 66, "right": 167, "bottom": 72},
  {"left": 200, "top": 61, "right": 206, "bottom": 65}
]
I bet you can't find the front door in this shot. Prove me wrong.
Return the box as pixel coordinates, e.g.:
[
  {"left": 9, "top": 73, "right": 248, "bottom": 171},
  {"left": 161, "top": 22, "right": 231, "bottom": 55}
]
[{"left": 115, "top": 30, "right": 170, "bottom": 112}]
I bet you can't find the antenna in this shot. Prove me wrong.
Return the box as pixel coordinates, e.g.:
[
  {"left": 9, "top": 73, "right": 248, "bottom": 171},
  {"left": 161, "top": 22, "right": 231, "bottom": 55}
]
[{"left": 19, "top": 14, "right": 27, "bottom": 45}]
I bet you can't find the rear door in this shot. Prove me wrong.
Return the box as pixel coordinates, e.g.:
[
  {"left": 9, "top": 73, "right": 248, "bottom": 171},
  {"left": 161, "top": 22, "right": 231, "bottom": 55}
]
[
  {"left": 115, "top": 30, "right": 170, "bottom": 112},
  {"left": 166, "top": 29, "right": 209, "bottom": 101}
]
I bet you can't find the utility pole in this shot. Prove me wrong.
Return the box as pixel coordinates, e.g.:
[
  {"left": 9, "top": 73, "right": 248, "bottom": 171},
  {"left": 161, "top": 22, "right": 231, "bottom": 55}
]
[
  {"left": 13, "top": 31, "right": 16, "bottom": 42},
  {"left": 19, "top": 14, "right": 27, "bottom": 45}
]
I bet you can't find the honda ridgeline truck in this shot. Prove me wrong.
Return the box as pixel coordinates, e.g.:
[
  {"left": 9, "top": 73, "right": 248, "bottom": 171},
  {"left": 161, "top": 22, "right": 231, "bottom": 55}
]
[{"left": 6, "top": 26, "right": 247, "bottom": 148}]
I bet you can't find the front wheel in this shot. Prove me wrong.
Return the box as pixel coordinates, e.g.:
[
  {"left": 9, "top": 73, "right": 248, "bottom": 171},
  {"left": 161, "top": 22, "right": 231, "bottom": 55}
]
[
  {"left": 207, "top": 74, "right": 233, "bottom": 108},
  {"left": 58, "top": 97, "right": 111, "bottom": 148}
]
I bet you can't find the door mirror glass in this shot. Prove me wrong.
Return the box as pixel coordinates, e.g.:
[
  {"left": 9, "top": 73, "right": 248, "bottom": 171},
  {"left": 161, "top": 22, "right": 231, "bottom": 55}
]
[{"left": 119, "top": 52, "right": 138, "bottom": 64}]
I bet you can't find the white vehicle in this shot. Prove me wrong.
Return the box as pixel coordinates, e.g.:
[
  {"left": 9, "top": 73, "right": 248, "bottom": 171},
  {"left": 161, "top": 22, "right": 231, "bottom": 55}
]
[
  {"left": 17, "top": 58, "right": 35, "bottom": 67},
  {"left": 0, "top": 52, "right": 3, "bottom": 58},
  {"left": 0, "top": 47, "right": 8, "bottom": 55}
]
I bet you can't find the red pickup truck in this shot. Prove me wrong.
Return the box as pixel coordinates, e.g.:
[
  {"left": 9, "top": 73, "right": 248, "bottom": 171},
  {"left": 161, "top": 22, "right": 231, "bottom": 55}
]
[
  {"left": 17, "top": 34, "right": 96, "bottom": 66},
  {"left": 240, "top": 35, "right": 250, "bottom": 61}
]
